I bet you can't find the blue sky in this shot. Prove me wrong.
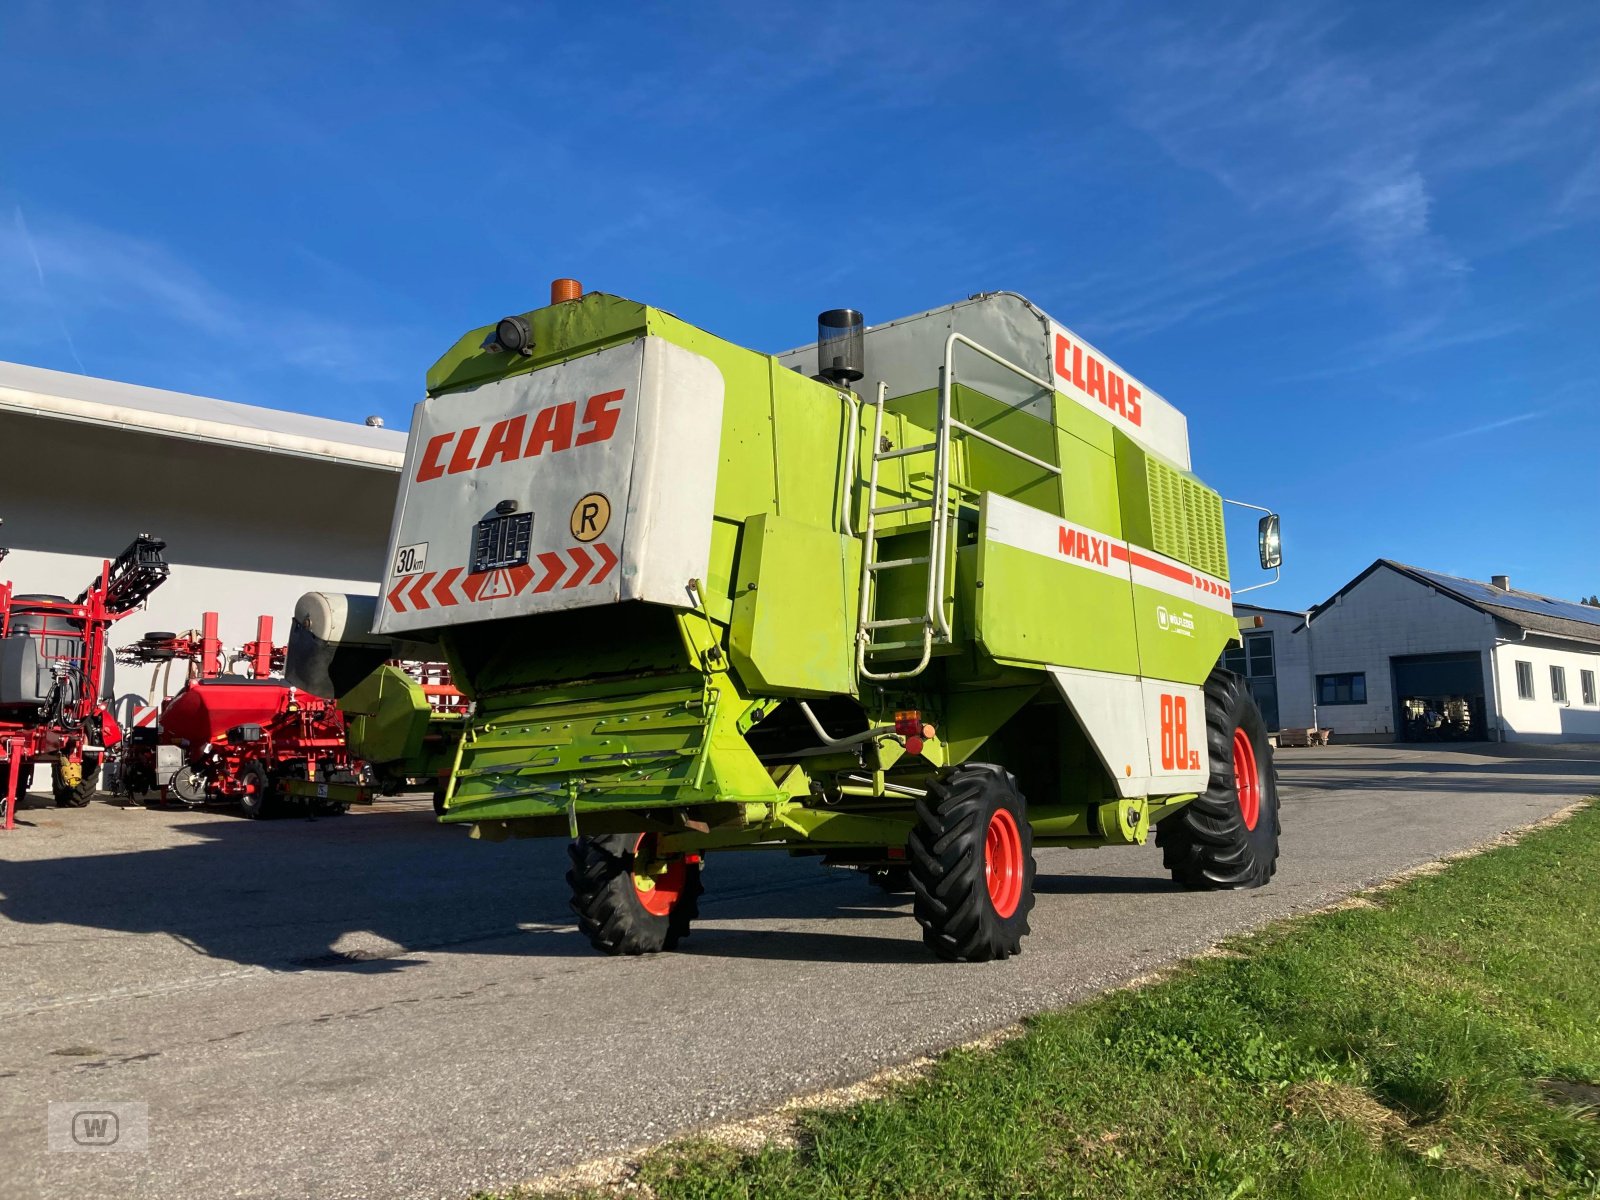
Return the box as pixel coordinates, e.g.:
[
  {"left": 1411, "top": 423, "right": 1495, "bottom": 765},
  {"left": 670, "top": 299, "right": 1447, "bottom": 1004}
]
[{"left": 2, "top": 1, "right": 1596, "bottom": 609}]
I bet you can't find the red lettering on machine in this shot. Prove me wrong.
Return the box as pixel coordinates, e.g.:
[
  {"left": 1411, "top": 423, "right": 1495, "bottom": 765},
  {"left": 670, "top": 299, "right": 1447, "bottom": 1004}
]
[
  {"left": 414, "top": 389, "right": 626, "bottom": 483},
  {"left": 1053, "top": 334, "right": 1144, "bottom": 427}
]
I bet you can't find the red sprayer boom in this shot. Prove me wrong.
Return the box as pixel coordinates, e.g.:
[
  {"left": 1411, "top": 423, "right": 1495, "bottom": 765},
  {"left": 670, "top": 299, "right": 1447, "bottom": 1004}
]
[{"left": 1, "top": 529, "right": 169, "bottom": 828}]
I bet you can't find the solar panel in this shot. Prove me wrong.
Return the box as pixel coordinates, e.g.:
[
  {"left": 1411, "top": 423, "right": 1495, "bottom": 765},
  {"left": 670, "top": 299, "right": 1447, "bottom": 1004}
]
[{"left": 1408, "top": 567, "right": 1600, "bottom": 628}]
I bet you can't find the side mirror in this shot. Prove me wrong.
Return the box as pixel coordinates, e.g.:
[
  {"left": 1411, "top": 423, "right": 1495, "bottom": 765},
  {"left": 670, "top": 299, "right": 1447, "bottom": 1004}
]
[{"left": 1258, "top": 513, "right": 1282, "bottom": 571}]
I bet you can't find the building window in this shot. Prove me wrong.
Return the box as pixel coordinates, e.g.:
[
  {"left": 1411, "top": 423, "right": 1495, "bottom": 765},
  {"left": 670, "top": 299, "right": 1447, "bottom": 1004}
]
[
  {"left": 1582, "top": 670, "right": 1596, "bottom": 706},
  {"left": 1551, "top": 665, "right": 1568, "bottom": 705},
  {"left": 1516, "top": 660, "right": 1534, "bottom": 700},
  {"left": 1223, "top": 632, "right": 1275, "bottom": 679},
  {"left": 1247, "top": 633, "right": 1275, "bottom": 679},
  {"left": 1317, "top": 672, "right": 1366, "bottom": 705}
]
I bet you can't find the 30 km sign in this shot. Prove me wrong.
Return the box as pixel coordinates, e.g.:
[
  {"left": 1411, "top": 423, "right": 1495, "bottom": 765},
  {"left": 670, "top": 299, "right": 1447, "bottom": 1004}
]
[{"left": 393, "top": 543, "right": 427, "bottom": 576}]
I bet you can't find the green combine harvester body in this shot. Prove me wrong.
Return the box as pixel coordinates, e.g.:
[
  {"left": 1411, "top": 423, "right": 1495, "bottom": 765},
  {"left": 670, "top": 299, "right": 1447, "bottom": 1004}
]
[{"left": 309, "top": 286, "right": 1282, "bottom": 960}]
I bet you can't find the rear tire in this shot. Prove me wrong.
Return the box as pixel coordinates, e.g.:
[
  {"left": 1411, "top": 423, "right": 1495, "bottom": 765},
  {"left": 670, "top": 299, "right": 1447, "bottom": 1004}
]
[
  {"left": 908, "top": 763, "right": 1035, "bottom": 962},
  {"left": 52, "top": 759, "right": 99, "bottom": 807},
  {"left": 568, "top": 833, "right": 702, "bottom": 955},
  {"left": 237, "top": 761, "right": 275, "bottom": 820},
  {"left": 1156, "top": 668, "right": 1280, "bottom": 888}
]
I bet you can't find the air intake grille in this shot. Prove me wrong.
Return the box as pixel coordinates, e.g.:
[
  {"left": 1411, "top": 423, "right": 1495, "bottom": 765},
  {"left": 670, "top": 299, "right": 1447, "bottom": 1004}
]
[
  {"left": 1146, "top": 459, "right": 1229, "bottom": 580},
  {"left": 1183, "top": 483, "right": 1229, "bottom": 579},
  {"left": 1146, "top": 458, "right": 1190, "bottom": 564}
]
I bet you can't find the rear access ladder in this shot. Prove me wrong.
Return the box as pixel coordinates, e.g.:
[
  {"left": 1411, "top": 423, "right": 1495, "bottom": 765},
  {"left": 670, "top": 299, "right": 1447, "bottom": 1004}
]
[{"left": 854, "top": 334, "right": 1064, "bottom": 682}]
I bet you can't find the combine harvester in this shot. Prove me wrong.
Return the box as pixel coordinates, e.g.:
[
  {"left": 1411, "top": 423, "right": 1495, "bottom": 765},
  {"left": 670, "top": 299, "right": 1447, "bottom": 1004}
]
[
  {"left": 0, "top": 523, "right": 169, "bottom": 828},
  {"left": 297, "top": 282, "right": 1285, "bottom": 960}
]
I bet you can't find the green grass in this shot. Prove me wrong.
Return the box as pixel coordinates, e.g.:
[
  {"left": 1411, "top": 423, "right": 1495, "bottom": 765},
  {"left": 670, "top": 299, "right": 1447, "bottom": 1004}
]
[{"left": 532, "top": 800, "right": 1600, "bottom": 1199}]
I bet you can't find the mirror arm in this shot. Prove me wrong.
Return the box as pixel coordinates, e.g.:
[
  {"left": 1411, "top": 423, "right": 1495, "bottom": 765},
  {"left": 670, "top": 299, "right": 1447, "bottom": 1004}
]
[
  {"left": 1232, "top": 566, "right": 1281, "bottom": 595},
  {"left": 1223, "top": 497, "right": 1282, "bottom": 591},
  {"left": 1222, "top": 497, "right": 1273, "bottom": 517}
]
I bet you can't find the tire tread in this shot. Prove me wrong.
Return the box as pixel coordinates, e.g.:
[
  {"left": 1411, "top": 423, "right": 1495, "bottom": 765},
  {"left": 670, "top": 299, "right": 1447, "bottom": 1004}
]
[{"left": 1156, "top": 668, "right": 1281, "bottom": 888}]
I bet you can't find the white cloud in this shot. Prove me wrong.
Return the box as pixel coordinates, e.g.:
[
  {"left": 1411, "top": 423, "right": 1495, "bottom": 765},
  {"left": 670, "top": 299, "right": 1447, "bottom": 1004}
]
[
  {"left": 11, "top": 205, "right": 87, "bottom": 372},
  {"left": 1053, "top": 3, "right": 1597, "bottom": 345}
]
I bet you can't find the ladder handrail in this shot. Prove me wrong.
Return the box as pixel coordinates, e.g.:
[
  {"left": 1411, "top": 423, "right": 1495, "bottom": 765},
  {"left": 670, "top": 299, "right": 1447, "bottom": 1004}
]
[
  {"left": 855, "top": 333, "right": 1061, "bottom": 680},
  {"left": 930, "top": 332, "right": 1062, "bottom": 641},
  {"left": 838, "top": 388, "right": 860, "bottom": 537}
]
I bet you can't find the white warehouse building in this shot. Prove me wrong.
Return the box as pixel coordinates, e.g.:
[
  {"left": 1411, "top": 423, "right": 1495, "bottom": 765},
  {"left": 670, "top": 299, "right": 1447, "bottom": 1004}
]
[
  {"left": 0, "top": 360, "right": 404, "bottom": 720},
  {"left": 1236, "top": 561, "right": 1600, "bottom": 744}
]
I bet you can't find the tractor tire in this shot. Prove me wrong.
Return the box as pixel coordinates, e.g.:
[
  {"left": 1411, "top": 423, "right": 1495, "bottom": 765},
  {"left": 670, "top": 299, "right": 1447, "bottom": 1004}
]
[
  {"left": 1156, "top": 668, "right": 1280, "bottom": 889},
  {"left": 567, "top": 832, "right": 702, "bottom": 955},
  {"left": 908, "top": 762, "right": 1036, "bottom": 962},
  {"left": 52, "top": 758, "right": 100, "bottom": 807},
  {"left": 867, "top": 865, "right": 914, "bottom": 894},
  {"left": 237, "top": 761, "right": 276, "bottom": 820}
]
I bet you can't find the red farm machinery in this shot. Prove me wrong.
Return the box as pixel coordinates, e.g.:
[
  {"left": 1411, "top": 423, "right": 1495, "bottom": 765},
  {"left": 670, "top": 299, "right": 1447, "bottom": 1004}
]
[
  {"left": 116, "top": 612, "right": 359, "bottom": 818},
  {"left": 1, "top": 525, "right": 169, "bottom": 829}
]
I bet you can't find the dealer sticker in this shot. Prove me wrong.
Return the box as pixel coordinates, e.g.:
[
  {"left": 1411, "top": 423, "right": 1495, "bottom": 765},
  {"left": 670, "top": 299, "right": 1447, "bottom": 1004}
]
[
  {"left": 393, "top": 542, "right": 428, "bottom": 576},
  {"left": 1156, "top": 605, "right": 1195, "bottom": 637}
]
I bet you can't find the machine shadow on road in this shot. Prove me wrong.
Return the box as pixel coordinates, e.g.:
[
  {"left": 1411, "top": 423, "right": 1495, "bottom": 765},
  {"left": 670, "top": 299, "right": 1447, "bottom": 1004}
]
[
  {"left": 0, "top": 804, "right": 1219, "bottom": 976},
  {"left": 0, "top": 808, "right": 581, "bottom": 976},
  {"left": 1031, "top": 874, "right": 1181, "bottom": 895},
  {"left": 678, "top": 926, "right": 935, "bottom": 965}
]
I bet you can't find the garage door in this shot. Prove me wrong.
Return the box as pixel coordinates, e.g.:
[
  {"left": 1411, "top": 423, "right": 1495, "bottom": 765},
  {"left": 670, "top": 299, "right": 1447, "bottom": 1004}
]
[{"left": 1391, "top": 652, "right": 1486, "bottom": 743}]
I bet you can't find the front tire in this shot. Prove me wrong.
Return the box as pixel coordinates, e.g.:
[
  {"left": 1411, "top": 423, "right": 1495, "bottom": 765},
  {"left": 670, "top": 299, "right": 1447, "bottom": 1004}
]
[
  {"left": 567, "top": 833, "right": 703, "bottom": 955},
  {"left": 1156, "top": 668, "right": 1280, "bottom": 888},
  {"left": 908, "top": 763, "right": 1036, "bottom": 962},
  {"left": 52, "top": 758, "right": 99, "bottom": 807}
]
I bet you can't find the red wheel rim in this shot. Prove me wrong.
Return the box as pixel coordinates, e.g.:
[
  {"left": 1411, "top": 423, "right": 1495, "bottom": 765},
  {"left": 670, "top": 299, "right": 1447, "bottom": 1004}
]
[
  {"left": 984, "top": 808, "right": 1024, "bottom": 919},
  {"left": 631, "top": 834, "right": 686, "bottom": 918},
  {"left": 1232, "top": 727, "right": 1261, "bottom": 832}
]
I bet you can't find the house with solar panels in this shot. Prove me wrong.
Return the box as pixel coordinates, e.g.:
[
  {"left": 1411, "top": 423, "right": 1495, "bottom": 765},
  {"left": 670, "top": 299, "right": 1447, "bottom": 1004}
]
[{"left": 1234, "top": 561, "right": 1600, "bottom": 744}]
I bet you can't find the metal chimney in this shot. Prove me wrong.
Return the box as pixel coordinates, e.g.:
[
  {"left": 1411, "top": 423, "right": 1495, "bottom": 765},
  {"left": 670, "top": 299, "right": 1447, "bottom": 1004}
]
[
  {"left": 1491, "top": 575, "right": 1510, "bottom": 591},
  {"left": 816, "top": 309, "right": 865, "bottom": 387}
]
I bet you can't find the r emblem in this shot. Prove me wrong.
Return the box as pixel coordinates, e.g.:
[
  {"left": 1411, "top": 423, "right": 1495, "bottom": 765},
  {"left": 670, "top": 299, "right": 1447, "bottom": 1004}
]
[{"left": 570, "top": 492, "right": 611, "bottom": 542}]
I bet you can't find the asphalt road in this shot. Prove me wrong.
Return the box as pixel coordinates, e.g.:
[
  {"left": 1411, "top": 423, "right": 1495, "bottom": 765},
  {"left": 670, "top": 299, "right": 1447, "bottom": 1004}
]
[{"left": 2, "top": 743, "right": 1596, "bottom": 1200}]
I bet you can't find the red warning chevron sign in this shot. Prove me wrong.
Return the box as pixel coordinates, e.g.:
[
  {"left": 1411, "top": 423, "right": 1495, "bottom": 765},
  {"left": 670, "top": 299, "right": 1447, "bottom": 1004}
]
[{"left": 387, "top": 543, "right": 618, "bottom": 613}]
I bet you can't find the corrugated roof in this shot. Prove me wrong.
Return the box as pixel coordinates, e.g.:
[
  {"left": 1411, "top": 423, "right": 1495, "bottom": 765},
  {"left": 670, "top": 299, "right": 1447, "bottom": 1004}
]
[
  {"left": 1308, "top": 559, "right": 1600, "bottom": 647},
  {"left": 0, "top": 359, "right": 407, "bottom": 471}
]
